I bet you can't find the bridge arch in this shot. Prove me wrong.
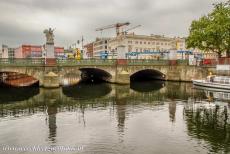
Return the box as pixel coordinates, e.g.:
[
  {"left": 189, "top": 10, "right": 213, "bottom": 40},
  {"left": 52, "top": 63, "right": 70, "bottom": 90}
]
[
  {"left": 60, "top": 72, "right": 81, "bottom": 86},
  {"left": 0, "top": 71, "right": 39, "bottom": 87},
  {"left": 130, "top": 69, "right": 166, "bottom": 81},
  {"left": 79, "top": 68, "right": 112, "bottom": 83}
]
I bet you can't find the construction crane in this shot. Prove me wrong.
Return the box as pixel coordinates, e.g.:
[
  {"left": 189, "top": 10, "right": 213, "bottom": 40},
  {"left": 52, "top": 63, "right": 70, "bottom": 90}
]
[
  {"left": 95, "top": 22, "right": 130, "bottom": 36},
  {"left": 122, "top": 25, "right": 141, "bottom": 35}
]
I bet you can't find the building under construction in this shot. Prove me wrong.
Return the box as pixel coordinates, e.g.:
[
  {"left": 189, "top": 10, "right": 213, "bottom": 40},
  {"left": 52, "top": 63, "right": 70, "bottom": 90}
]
[{"left": 90, "top": 22, "right": 187, "bottom": 59}]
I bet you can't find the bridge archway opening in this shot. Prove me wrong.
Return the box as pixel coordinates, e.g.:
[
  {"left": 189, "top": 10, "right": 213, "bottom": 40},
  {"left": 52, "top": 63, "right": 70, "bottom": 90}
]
[
  {"left": 130, "top": 69, "right": 166, "bottom": 82},
  {"left": 0, "top": 72, "right": 39, "bottom": 87},
  {"left": 79, "top": 68, "right": 112, "bottom": 83},
  {"left": 61, "top": 72, "right": 81, "bottom": 86}
]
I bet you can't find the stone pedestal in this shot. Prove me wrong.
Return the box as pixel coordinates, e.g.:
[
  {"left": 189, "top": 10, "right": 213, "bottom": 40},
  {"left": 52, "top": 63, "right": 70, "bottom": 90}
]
[
  {"left": 45, "top": 43, "right": 56, "bottom": 66},
  {"left": 117, "top": 45, "right": 126, "bottom": 59},
  {"left": 116, "top": 70, "right": 130, "bottom": 84},
  {"left": 46, "top": 43, "right": 55, "bottom": 58},
  {"left": 43, "top": 72, "right": 60, "bottom": 88}
]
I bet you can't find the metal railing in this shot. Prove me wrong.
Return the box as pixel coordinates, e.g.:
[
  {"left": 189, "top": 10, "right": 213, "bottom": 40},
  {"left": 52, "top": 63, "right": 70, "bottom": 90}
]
[{"left": 0, "top": 58, "right": 190, "bottom": 67}]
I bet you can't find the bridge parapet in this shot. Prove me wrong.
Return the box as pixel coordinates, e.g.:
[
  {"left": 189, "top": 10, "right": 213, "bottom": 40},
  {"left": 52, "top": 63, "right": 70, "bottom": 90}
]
[
  {"left": 0, "top": 58, "right": 45, "bottom": 66},
  {"left": 127, "top": 59, "right": 188, "bottom": 66},
  {"left": 0, "top": 58, "right": 209, "bottom": 87},
  {"left": 0, "top": 58, "right": 190, "bottom": 67},
  {"left": 56, "top": 59, "right": 116, "bottom": 66}
]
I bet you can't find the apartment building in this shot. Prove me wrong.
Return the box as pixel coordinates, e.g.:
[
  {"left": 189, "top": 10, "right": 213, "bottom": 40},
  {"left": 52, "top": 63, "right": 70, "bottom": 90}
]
[
  {"left": 1, "top": 45, "right": 15, "bottom": 59},
  {"left": 83, "top": 43, "right": 94, "bottom": 58},
  {"left": 14, "top": 44, "right": 64, "bottom": 59},
  {"left": 108, "top": 34, "right": 186, "bottom": 59},
  {"left": 93, "top": 38, "right": 110, "bottom": 59}
]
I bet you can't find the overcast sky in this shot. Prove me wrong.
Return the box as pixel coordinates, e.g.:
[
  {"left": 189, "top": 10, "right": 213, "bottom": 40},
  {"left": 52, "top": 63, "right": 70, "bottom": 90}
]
[{"left": 0, "top": 0, "right": 226, "bottom": 48}]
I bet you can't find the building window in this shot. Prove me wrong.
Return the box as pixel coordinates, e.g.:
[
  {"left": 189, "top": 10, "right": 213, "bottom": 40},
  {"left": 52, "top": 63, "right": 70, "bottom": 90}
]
[
  {"left": 135, "top": 41, "right": 138, "bottom": 44},
  {"left": 144, "top": 42, "right": 146, "bottom": 44},
  {"left": 165, "top": 42, "right": 167, "bottom": 45},
  {"left": 140, "top": 48, "right": 142, "bottom": 52},
  {"left": 128, "top": 41, "right": 132, "bottom": 44},
  {"left": 152, "top": 42, "right": 155, "bottom": 45},
  {"left": 156, "top": 42, "right": 159, "bottom": 45},
  {"left": 136, "top": 48, "right": 138, "bottom": 52},
  {"left": 128, "top": 45, "right": 132, "bottom": 52},
  {"left": 148, "top": 42, "right": 150, "bottom": 45},
  {"left": 161, "top": 42, "right": 163, "bottom": 45},
  {"left": 140, "top": 41, "right": 142, "bottom": 44}
]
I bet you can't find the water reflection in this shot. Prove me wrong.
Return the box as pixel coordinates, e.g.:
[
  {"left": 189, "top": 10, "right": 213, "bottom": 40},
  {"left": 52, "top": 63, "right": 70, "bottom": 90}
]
[
  {"left": 169, "top": 101, "right": 176, "bottom": 122},
  {"left": 0, "top": 82, "right": 229, "bottom": 154},
  {"left": 114, "top": 85, "right": 130, "bottom": 133},
  {"left": 0, "top": 87, "right": 39, "bottom": 103},
  {"left": 194, "top": 85, "right": 230, "bottom": 102},
  {"left": 184, "top": 85, "right": 230, "bottom": 153},
  {"left": 130, "top": 81, "right": 164, "bottom": 92},
  {"left": 46, "top": 105, "right": 57, "bottom": 143},
  {"left": 184, "top": 102, "right": 230, "bottom": 153},
  {"left": 62, "top": 82, "right": 112, "bottom": 100}
]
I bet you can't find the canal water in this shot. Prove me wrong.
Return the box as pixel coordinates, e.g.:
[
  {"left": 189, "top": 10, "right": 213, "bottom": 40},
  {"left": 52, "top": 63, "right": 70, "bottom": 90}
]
[{"left": 0, "top": 81, "right": 229, "bottom": 154}]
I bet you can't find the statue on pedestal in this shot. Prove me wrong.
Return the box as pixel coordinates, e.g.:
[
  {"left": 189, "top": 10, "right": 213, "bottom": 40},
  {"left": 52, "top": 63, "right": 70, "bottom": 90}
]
[
  {"left": 43, "top": 28, "right": 55, "bottom": 59},
  {"left": 43, "top": 28, "right": 55, "bottom": 44}
]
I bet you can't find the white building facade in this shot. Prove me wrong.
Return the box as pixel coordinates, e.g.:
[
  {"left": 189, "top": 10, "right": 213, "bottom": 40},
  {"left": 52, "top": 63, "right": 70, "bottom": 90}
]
[{"left": 108, "top": 34, "right": 187, "bottom": 59}]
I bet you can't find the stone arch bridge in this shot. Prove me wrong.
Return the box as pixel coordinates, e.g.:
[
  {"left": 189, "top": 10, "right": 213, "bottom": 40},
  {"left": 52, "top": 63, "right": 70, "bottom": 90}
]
[{"left": 0, "top": 59, "right": 213, "bottom": 87}]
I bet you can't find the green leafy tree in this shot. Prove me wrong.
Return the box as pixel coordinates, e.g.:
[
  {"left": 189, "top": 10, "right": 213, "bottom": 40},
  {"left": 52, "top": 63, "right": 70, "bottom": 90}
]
[{"left": 186, "top": 1, "right": 230, "bottom": 58}]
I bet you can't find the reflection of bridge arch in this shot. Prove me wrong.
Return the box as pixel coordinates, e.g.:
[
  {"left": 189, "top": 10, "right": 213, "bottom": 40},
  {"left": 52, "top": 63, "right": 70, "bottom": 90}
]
[
  {"left": 130, "top": 81, "right": 165, "bottom": 92},
  {"left": 130, "top": 69, "right": 166, "bottom": 81},
  {"left": 0, "top": 87, "right": 39, "bottom": 102},
  {"left": 62, "top": 82, "right": 112, "bottom": 100},
  {"left": 79, "top": 68, "right": 112, "bottom": 83},
  {"left": 0, "top": 71, "right": 39, "bottom": 87}
]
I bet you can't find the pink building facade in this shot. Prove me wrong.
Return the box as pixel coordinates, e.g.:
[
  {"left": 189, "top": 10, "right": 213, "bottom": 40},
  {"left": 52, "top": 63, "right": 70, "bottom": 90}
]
[{"left": 15, "top": 45, "right": 64, "bottom": 58}]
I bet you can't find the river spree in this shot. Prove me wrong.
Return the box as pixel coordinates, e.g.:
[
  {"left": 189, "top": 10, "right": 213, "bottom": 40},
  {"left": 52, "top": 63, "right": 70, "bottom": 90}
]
[{"left": 0, "top": 81, "right": 229, "bottom": 154}]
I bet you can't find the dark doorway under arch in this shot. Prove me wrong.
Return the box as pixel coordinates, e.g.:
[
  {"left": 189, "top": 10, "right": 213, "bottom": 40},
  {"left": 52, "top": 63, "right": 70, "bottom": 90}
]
[
  {"left": 79, "top": 68, "right": 112, "bottom": 83},
  {"left": 130, "top": 69, "right": 165, "bottom": 82}
]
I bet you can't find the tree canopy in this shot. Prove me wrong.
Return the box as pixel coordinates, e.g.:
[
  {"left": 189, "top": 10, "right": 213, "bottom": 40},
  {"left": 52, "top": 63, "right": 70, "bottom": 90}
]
[{"left": 186, "top": 1, "right": 230, "bottom": 57}]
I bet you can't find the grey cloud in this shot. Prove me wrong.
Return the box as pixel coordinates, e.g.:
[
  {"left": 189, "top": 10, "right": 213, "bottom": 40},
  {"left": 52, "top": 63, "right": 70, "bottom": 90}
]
[
  {"left": 0, "top": 21, "right": 43, "bottom": 47},
  {"left": 0, "top": 0, "right": 226, "bottom": 47}
]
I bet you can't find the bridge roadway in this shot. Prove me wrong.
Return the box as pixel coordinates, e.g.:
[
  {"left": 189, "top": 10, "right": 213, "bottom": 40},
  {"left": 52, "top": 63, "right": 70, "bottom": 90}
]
[{"left": 0, "top": 58, "right": 215, "bottom": 87}]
